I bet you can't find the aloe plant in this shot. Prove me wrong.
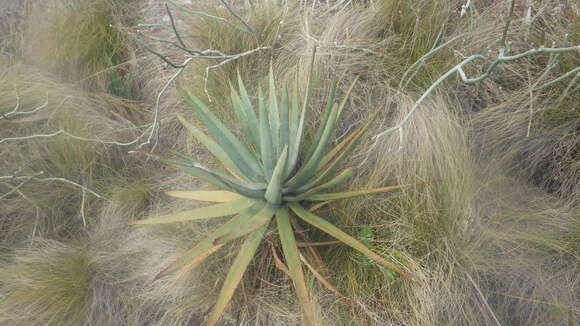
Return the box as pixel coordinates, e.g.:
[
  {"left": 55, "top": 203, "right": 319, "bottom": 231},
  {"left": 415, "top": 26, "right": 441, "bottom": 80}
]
[{"left": 132, "top": 58, "right": 415, "bottom": 325}]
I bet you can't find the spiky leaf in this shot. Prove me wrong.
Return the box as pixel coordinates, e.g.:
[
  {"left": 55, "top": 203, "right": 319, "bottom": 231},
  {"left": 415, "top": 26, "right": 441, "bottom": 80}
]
[
  {"left": 276, "top": 207, "right": 315, "bottom": 326},
  {"left": 155, "top": 201, "right": 266, "bottom": 279},
  {"left": 176, "top": 114, "right": 246, "bottom": 179},
  {"left": 289, "top": 203, "right": 411, "bottom": 279},
  {"left": 206, "top": 223, "right": 269, "bottom": 326},
  {"left": 264, "top": 146, "right": 288, "bottom": 204},
  {"left": 165, "top": 190, "right": 244, "bottom": 202},
  {"left": 258, "top": 86, "right": 275, "bottom": 178},
  {"left": 181, "top": 89, "right": 263, "bottom": 181},
  {"left": 308, "top": 184, "right": 411, "bottom": 201},
  {"left": 213, "top": 204, "right": 276, "bottom": 245},
  {"left": 130, "top": 198, "right": 255, "bottom": 225}
]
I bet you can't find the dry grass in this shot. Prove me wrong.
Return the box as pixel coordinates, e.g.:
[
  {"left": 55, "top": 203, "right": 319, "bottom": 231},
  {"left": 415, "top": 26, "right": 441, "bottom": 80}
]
[
  {"left": 0, "top": 61, "right": 142, "bottom": 245},
  {"left": 0, "top": 0, "right": 577, "bottom": 325},
  {"left": 0, "top": 239, "right": 93, "bottom": 326},
  {"left": 24, "top": 0, "right": 140, "bottom": 96}
]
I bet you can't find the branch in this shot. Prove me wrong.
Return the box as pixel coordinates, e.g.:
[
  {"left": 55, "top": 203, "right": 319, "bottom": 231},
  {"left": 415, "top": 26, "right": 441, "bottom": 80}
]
[
  {"left": 374, "top": 45, "right": 580, "bottom": 143},
  {"left": 203, "top": 46, "right": 272, "bottom": 101},
  {"left": 0, "top": 172, "right": 103, "bottom": 199},
  {"left": 134, "top": 56, "right": 194, "bottom": 151}
]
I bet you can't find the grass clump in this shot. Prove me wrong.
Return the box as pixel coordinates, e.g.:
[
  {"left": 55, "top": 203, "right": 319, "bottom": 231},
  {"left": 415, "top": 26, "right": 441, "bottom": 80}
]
[
  {"left": 0, "top": 239, "right": 94, "bottom": 326},
  {"left": 0, "top": 62, "right": 141, "bottom": 244},
  {"left": 24, "top": 0, "right": 138, "bottom": 96}
]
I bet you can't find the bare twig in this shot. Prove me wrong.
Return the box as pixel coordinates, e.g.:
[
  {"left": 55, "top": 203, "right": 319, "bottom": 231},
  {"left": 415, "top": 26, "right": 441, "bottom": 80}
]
[
  {"left": 135, "top": 56, "right": 194, "bottom": 151},
  {"left": 203, "top": 46, "right": 272, "bottom": 101},
  {"left": 533, "top": 67, "right": 580, "bottom": 91},
  {"left": 220, "top": 0, "right": 257, "bottom": 42},
  {"left": 0, "top": 172, "right": 103, "bottom": 199},
  {"left": 1, "top": 92, "right": 50, "bottom": 120},
  {"left": 374, "top": 45, "right": 580, "bottom": 142},
  {"left": 0, "top": 129, "right": 142, "bottom": 147},
  {"left": 168, "top": 0, "right": 251, "bottom": 35}
]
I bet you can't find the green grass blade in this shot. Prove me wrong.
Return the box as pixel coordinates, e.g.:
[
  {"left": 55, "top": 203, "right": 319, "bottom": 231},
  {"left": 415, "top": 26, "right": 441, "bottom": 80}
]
[
  {"left": 213, "top": 204, "right": 276, "bottom": 245},
  {"left": 155, "top": 201, "right": 266, "bottom": 279},
  {"left": 259, "top": 86, "right": 275, "bottom": 178},
  {"left": 276, "top": 207, "right": 315, "bottom": 326},
  {"left": 268, "top": 64, "right": 280, "bottom": 157},
  {"left": 289, "top": 203, "right": 412, "bottom": 280},
  {"left": 182, "top": 89, "right": 262, "bottom": 181},
  {"left": 236, "top": 72, "right": 260, "bottom": 146},
  {"left": 164, "top": 190, "right": 244, "bottom": 202},
  {"left": 206, "top": 223, "right": 269, "bottom": 326},
  {"left": 264, "top": 146, "right": 288, "bottom": 205},
  {"left": 130, "top": 198, "right": 255, "bottom": 225},
  {"left": 176, "top": 114, "right": 247, "bottom": 179},
  {"left": 284, "top": 169, "right": 353, "bottom": 201},
  {"left": 307, "top": 184, "right": 411, "bottom": 201},
  {"left": 286, "top": 103, "right": 339, "bottom": 190}
]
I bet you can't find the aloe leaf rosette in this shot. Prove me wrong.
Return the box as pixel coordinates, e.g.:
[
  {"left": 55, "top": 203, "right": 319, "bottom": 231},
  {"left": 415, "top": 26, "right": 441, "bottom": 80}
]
[{"left": 132, "top": 60, "right": 415, "bottom": 325}]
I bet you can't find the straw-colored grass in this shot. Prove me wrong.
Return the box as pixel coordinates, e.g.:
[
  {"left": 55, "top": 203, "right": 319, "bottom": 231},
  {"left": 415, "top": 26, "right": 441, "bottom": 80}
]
[
  {"left": 0, "top": 239, "right": 93, "bottom": 326},
  {"left": 0, "top": 0, "right": 577, "bottom": 325},
  {"left": 24, "top": 0, "right": 139, "bottom": 97}
]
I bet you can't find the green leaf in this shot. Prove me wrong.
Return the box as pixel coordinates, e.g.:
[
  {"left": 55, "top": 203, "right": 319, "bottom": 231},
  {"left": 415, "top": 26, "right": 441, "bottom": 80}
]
[
  {"left": 319, "top": 104, "right": 381, "bottom": 170},
  {"left": 305, "top": 81, "right": 336, "bottom": 161},
  {"left": 276, "top": 207, "right": 316, "bottom": 326},
  {"left": 268, "top": 63, "right": 280, "bottom": 157},
  {"left": 158, "top": 156, "right": 232, "bottom": 191},
  {"left": 176, "top": 114, "right": 247, "bottom": 180},
  {"left": 258, "top": 86, "right": 275, "bottom": 178},
  {"left": 130, "top": 198, "right": 255, "bottom": 225},
  {"left": 155, "top": 200, "right": 267, "bottom": 279},
  {"left": 206, "top": 223, "right": 269, "bottom": 326},
  {"left": 181, "top": 89, "right": 263, "bottom": 181},
  {"left": 284, "top": 168, "right": 353, "bottom": 201},
  {"left": 279, "top": 87, "right": 290, "bottom": 155},
  {"left": 230, "top": 85, "right": 259, "bottom": 150},
  {"left": 286, "top": 49, "right": 316, "bottom": 179},
  {"left": 305, "top": 105, "right": 382, "bottom": 189},
  {"left": 289, "top": 203, "right": 412, "bottom": 280},
  {"left": 167, "top": 158, "right": 265, "bottom": 199},
  {"left": 336, "top": 76, "right": 359, "bottom": 118},
  {"left": 286, "top": 103, "right": 339, "bottom": 190},
  {"left": 307, "top": 184, "right": 410, "bottom": 201},
  {"left": 213, "top": 204, "right": 276, "bottom": 245},
  {"left": 264, "top": 146, "right": 288, "bottom": 205},
  {"left": 164, "top": 190, "right": 244, "bottom": 202},
  {"left": 236, "top": 72, "right": 260, "bottom": 147},
  {"left": 285, "top": 71, "right": 301, "bottom": 179}
]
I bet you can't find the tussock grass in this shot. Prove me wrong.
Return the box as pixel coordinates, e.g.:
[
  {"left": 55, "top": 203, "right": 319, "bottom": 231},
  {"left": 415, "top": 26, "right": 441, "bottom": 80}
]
[
  {"left": 0, "top": 0, "right": 578, "bottom": 325},
  {"left": 0, "top": 62, "right": 142, "bottom": 244},
  {"left": 0, "top": 239, "right": 93, "bottom": 326},
  {"left": 24, "top": 0, "right": 139, "bottom": 96},
  {"left": 464, "top": 175, "right": 580, "bottom": 325},
  {"left": 471, "top": 1, "right": 579, "bottom": 202},
  {"left": 308, "top": 94, "right": 478, "bottom": 325}
]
